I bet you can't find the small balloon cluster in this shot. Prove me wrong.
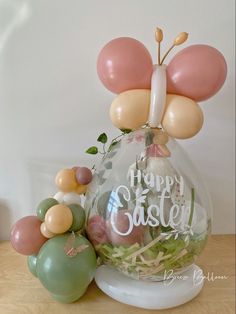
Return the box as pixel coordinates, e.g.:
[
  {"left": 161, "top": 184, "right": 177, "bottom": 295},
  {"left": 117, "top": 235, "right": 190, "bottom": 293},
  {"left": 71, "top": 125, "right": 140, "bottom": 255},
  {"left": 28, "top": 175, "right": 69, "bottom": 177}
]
[
  {"left": 10, "top": 166, "right": 97, "bottom": 303},
  {"left": 97, "top": 28, "right": 227, "bottom": 139}
]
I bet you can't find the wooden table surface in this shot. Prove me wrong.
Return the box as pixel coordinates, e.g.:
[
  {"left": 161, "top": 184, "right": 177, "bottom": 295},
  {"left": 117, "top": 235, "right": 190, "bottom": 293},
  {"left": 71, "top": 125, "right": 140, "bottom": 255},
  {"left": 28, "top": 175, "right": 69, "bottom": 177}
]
[{"left": 0, "top": 235, "right": 235, "bottom": 314}]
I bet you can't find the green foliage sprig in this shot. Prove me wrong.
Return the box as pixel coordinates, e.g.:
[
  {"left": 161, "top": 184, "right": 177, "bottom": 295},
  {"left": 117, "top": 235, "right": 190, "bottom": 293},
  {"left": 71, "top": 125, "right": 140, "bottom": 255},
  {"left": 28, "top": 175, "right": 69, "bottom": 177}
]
[{"left": 86, "top": 129, "right": 131, "bottom": 157}]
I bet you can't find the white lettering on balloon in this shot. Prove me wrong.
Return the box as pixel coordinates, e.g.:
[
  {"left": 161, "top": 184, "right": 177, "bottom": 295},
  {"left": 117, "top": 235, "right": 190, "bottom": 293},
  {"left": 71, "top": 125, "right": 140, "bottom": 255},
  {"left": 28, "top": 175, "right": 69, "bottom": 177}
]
[{"left": 111, "top": 170, "right": 188, "bottom": 236}]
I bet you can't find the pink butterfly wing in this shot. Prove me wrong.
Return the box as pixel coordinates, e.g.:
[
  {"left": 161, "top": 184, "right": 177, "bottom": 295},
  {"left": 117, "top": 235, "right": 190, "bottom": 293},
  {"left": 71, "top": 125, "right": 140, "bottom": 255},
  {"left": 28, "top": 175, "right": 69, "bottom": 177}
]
[{"left": 166, "top": 44, "right": 227, "bottom": 102}]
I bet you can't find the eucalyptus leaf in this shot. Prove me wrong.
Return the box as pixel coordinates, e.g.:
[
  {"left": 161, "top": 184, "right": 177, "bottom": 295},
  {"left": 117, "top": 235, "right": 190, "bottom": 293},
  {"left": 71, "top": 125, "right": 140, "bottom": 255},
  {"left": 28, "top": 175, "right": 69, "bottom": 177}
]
[
  {"left": 99, "top": 178, "right": 106, "bottom": 185},
  {"left": 104, "top": 161, "right": 112, "bottom": 169},
  {"left": 98, "top": 169, "right": 106, "bottom": 178}
]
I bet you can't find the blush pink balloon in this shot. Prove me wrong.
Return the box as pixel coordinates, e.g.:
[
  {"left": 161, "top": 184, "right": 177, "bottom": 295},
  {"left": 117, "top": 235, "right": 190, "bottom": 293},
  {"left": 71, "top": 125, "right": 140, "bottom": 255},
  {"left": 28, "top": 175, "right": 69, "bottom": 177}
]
[
  {"left": 10, "top": 216, "right": 47, "bottom": 255},
  {"left": 167, "top": 45, "right": 227, "bottom": 102},
  {"left": 86, "top": 215, "right": 108, "bottom": 246},
  {"left": 97, "top": 37, "right": 153, "bottom": 94}
]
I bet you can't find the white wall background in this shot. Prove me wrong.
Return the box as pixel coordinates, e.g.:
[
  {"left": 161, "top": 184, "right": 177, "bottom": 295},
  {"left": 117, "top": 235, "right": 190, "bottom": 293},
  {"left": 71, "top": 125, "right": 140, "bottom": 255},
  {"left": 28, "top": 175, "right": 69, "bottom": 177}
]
[{"left": 0, "top": 0, "right": 235, "bottom": 239}]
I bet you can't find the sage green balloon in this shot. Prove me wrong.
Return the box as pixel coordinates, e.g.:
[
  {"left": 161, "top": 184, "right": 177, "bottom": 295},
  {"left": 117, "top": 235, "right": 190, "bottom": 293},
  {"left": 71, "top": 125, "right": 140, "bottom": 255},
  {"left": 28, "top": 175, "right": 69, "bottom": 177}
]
[
  {"left": 36, "top": 198, "right": 58, "bottom": 221},
  {"left": 36, "top": 234, "right": 97, "bottom": 303},
  {"left": 68, "top": 204, "right": 85, "bottom": 231},
  {"left": 27, "top": 255, "right": 38, "bottom": 277}
]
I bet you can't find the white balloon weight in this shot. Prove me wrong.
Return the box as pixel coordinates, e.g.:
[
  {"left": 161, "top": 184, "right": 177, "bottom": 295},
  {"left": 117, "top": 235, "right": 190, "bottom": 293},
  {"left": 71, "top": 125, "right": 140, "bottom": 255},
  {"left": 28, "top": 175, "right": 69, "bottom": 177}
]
[{"left": 85, "top": 128, "right": 212, "bottom": 308}]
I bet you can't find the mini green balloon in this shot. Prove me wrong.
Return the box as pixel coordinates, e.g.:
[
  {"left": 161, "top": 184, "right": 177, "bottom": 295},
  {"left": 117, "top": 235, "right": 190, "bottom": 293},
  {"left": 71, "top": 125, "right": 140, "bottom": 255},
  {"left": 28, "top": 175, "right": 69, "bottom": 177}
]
[
  {"left": 36, "top": 234, "right": 97, "bottom": 303},
  {"left": 27, "top": 255, "right": 38, "bottom": 277},
  {"left": 36, "top": 198, "right": 58, "bottom": 221},
  {"left": 68, "top": 204, "right": 85, "bottom": 231}
]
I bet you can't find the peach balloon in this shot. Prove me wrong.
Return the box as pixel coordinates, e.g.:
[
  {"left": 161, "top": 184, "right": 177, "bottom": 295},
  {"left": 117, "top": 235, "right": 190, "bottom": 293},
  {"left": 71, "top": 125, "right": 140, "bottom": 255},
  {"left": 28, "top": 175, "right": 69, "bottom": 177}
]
[
  {"left": 153, "top": 129, "right": 169, "bottom": 144},
  {"left": 110, "top": 89, "right": 150, "bottom": 130},
  {"left": 45, "top": 204, "right": 73, "bottom": 234},
  {"left": 76, "top": 184, "right": 87, "bottom": 195},
  {"left": 167, "top": 45, "right": 227, "bottom": 102},
  {"left": 162, "top": 94, "right": 204, "bottom": 139},
  {"left": 55, "top": 169, "right": 78, "bottom": 193},
  {"left": 97, "top": 37, "right": 153, "bottom": 94},
  {"left": 40, "top": 222, "right": 55, "bottom": 238}
]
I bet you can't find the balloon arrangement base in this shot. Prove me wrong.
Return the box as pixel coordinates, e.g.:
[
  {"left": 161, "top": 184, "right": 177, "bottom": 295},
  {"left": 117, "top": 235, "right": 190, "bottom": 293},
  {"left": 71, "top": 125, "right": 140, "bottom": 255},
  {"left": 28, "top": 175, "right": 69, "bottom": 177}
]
[{"left": 95, "top": 264, "right": 204, "bottom": 310}]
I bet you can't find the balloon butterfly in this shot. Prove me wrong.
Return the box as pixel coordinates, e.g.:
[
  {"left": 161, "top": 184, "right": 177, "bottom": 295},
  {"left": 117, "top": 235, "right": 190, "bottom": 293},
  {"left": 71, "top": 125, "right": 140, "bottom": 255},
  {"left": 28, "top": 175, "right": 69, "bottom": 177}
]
[{"left": 97, "top": 28, "right": 227, "bottom": 141}]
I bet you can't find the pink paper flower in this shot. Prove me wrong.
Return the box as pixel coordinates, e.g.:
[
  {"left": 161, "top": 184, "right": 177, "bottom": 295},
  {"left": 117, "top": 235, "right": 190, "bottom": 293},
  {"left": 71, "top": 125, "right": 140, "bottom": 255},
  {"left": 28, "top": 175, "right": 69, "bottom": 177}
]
[{"left": 146, "top": 144, "right": 171, "bottom": 157}]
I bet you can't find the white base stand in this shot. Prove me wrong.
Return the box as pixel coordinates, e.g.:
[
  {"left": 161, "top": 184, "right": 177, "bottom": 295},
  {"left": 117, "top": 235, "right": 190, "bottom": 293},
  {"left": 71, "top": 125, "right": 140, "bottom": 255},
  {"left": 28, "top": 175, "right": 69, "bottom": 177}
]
[{"left": 95, "top": 264, "right": 204, "bottom": 310}]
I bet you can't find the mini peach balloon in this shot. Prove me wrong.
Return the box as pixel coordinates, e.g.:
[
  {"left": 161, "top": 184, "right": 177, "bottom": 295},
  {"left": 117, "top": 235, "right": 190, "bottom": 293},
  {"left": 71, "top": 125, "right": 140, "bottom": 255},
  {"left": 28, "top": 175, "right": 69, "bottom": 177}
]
[
  {"left": 55, "top": 169, "right": 77, "bottom": 193},
  {"left": 76, "top": 185, "right": 87, "bottom": 195},
  {"left": 153, "top": 129, "right": 169, "bottom": 144},
  {"left": 110, "top": 89, "right": 150, "bottom": 130},
  {"left": 40, "top": 222, "right": 55, "bottom": 238},
  {"left": 162, "top": 94, "right": 204, "bottom": 139},
  {"left": 45, "top": 204, "right": 73, "bottom": 234}
]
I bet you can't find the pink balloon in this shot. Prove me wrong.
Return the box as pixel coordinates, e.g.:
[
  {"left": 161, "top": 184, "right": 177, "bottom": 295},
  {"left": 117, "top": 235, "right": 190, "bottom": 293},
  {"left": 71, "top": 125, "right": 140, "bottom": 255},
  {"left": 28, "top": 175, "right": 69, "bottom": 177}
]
[
  {"left": 10, "top": 216, "right": 47, "bottom": 255},
  {"left": 86, "top": 215, "right": 108, "bottom": 246},
  {"left": 97, "top": 37, "right": 153, "bottom": 94},
  {"left": 167, "top": 45, "right": 227, "bottom": 102}
]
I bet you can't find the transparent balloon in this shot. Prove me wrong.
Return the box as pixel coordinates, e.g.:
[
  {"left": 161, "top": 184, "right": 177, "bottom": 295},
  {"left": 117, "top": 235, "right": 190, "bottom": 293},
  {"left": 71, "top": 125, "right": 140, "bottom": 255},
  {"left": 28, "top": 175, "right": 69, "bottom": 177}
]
[{"left": 85, "top": 128, "right": 212, "bottom": 281}]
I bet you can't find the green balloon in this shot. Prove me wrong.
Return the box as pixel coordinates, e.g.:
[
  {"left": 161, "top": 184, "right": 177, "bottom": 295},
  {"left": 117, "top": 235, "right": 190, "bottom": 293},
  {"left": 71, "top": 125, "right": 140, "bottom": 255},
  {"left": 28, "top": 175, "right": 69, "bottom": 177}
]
[
  {"left": 52, "top": 290, "right": 86, "bottom": 303},
  {"left": 36, "top": 198, "right": 58, "bottom": 221},
  {"left": 27, "top": 255, "right": 38, "bottom": 277},
  {"left": 36, "top": 234, "right": 97, "bottom": 303},
  {"left": 68, "top": 204, "right": 85, "bottom": 232}
]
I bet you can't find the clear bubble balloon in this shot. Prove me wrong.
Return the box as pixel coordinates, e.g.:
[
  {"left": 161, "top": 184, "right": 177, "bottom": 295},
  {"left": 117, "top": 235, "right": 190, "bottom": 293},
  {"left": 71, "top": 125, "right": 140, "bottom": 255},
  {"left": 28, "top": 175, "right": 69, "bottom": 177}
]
[{"left": 85, "top": 129, "right": 212, "bottom": 281}]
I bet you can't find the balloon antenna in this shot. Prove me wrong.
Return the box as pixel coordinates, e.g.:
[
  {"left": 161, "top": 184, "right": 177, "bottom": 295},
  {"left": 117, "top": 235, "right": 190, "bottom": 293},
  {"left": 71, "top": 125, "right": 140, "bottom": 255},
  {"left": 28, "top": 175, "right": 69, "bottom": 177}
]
[
  {"left": 155, "top": 28, "right": 163, "bottom": 65},
  {"left": 160, "top": 31, "right": 188, "bottom": 64}
]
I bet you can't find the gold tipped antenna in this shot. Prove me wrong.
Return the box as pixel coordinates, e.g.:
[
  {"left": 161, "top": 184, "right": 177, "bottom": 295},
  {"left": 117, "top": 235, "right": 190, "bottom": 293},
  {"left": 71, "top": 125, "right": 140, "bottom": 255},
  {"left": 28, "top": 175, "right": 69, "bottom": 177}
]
[
  {"left": 160, "top": 31, "right": 188, "bottom": 65},
  {"left": 155, "top": 27, "right": 163, "bottom": 65}
]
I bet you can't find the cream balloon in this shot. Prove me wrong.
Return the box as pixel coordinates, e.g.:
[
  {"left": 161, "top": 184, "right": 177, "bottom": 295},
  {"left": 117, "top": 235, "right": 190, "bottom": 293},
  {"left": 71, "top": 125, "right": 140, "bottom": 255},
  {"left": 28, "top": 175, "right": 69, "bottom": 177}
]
[
  {"left": 162, "top": 94, "right": 204, "bottom": 139},
  {"left": 40, "top": 222, "right": 55, "bottom": 239},
  {"left": 45, "top": 204, "right": 73, "bottom": 234},
  {"left": 110, "top": 89, "right": 150, "bottom": 130}
]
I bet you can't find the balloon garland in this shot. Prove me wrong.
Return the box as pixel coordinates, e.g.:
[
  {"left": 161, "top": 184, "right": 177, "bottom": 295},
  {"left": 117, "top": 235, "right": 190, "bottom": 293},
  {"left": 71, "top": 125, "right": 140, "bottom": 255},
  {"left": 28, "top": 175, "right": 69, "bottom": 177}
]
[
  {"left": 10, "top": 167, "right": 97, "bottom": 303},
  {"left": 10, "top": 28, "right": 227, "bottom": 304}
]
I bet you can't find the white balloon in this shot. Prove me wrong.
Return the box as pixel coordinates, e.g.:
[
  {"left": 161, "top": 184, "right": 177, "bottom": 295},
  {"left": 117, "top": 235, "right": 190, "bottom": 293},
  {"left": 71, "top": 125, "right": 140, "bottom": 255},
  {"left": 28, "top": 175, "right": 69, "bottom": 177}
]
[
  {"left": 53, "top": 191, "right": 64, "bottom": 203},
  {"left": 148, "top": 64, "right": 167, "bottom": 127},
  {"left": 63, "top": 192, "right": 81, "bottom": 205}
]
